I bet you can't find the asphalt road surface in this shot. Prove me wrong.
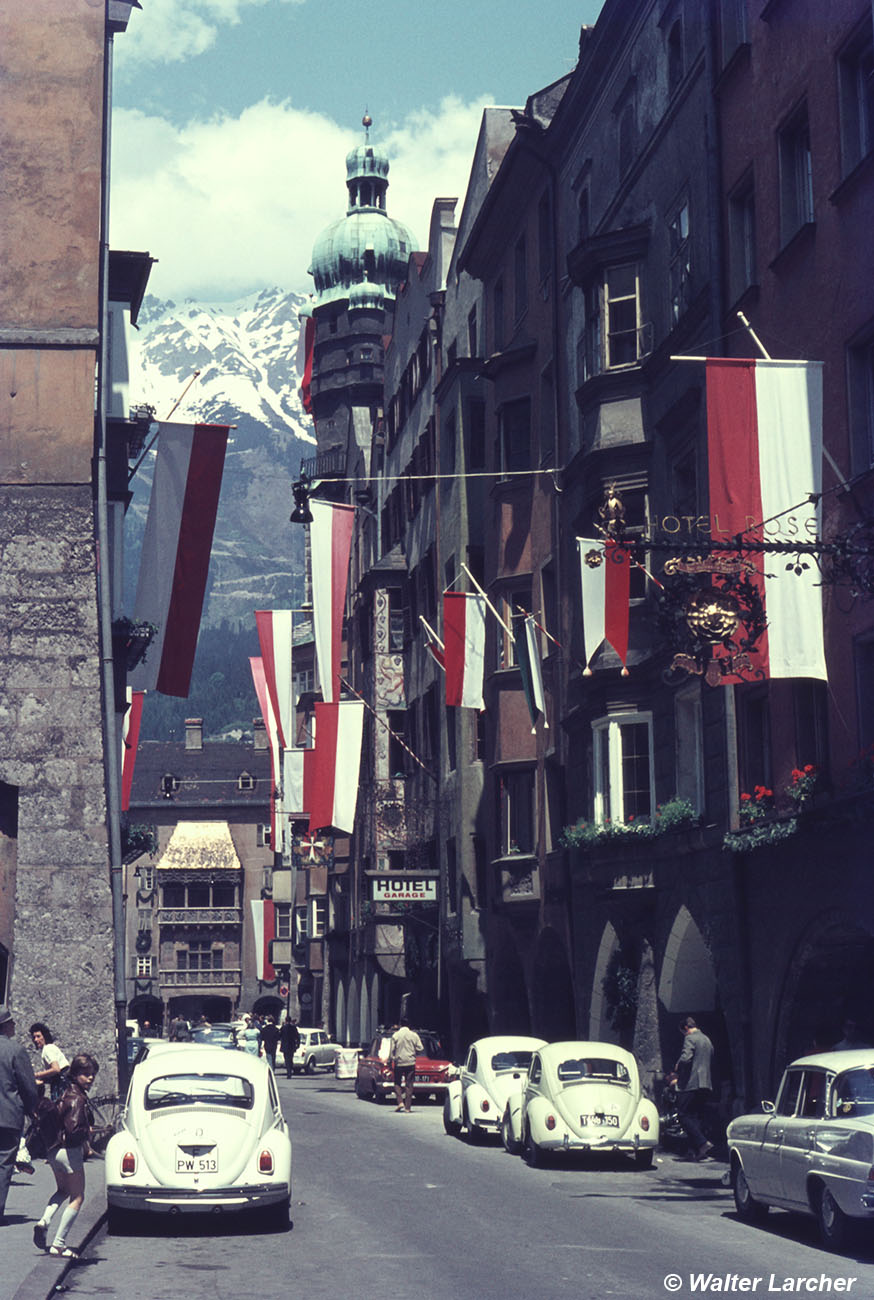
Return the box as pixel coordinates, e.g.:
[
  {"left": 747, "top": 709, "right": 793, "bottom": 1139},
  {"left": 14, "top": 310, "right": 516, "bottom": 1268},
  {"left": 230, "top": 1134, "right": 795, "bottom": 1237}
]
[{"left": 62, "top": 1073, "right": 874, "bottom": 1300}]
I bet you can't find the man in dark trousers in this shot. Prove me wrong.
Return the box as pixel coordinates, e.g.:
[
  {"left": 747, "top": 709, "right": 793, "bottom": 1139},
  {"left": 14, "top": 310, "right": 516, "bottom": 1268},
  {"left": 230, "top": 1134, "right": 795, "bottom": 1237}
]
[
  {"left": 261, "top": 1016, "right": 280, "bottom": 1072},
  {"left": 0, "top": 1004, "right": 38, "bottom": 1222},
  {"left": 279, "top": 1018, "right": 300, "bottom": 1079},
  {"left": 669, "top": 1015, "right": 714, "bottom": 1161}
]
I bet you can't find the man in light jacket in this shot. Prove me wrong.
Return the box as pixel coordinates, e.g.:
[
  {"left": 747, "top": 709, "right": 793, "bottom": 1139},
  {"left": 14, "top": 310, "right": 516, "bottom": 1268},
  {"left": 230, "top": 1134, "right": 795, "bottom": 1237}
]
[
  {"left": 670, "top": 1015, "right": 714, "bottom": 1161},
  {"left": 390, "top": 1019, "right": 424, "bottom": 1113},
  {"left": 0, "top": 1005, "right": 39, "bottom": 1221}
]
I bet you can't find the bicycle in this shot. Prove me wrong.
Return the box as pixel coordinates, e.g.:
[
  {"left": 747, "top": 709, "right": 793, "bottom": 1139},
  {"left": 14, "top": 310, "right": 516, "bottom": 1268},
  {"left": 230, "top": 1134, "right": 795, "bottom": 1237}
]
[{"left": 88, "top": 1093, "right": 122, "bottom": 1156}]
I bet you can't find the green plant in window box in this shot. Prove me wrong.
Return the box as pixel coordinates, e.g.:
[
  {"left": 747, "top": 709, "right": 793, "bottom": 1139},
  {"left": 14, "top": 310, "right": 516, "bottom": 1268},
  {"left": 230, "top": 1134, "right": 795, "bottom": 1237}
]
[{"left": 560, "top": 796, "right": 698, "bottom": 850}]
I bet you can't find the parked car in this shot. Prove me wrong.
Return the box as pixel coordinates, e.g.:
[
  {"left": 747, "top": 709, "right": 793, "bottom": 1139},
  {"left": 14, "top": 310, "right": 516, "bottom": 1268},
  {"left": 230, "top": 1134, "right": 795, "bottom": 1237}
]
[
  {"left": 727, "top": 1049, "right": 874, "bottom": 1249},
  {"left": 293, "top": 1028, "right": 341, "bottom": 1074},
  {"left": 355, "top": 1029, "right": 454, "bottom": 1102},
  {"left": 191, "top": 1022, "right": 238, "bottom": 1050},
  {"left": 126, "top": 1036, "right": 164, "bottom": 1070},
  {"left": 105, "top": 1045, "right": 291, "bottom": 1231},
  {"left": 444, "top": 1035, "right": 546, "bottom": 1141},
  {"left": 501, "top": 1041, "right": 659, "bottom": 1168}
]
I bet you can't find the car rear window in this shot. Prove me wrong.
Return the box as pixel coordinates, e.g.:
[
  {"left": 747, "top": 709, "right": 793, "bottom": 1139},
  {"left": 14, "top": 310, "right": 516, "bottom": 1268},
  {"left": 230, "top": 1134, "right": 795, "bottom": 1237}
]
[
  {"left": 491, "top": 1051, "right": 534, "bottom": 1073},
  {"left": 144, "top": 1072, "right": 255, "bottom": 1111},
  {"left": 556, "top": 1058, "right": 630, "bottom": 1085}
]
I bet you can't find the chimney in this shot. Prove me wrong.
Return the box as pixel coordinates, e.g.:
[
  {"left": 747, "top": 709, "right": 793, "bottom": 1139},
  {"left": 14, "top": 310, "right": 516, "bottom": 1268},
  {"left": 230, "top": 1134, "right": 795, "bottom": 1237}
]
[
  {"left": 184, "top": 718, "right": 203, "bottom": 751},
  {"left": 253, "top": 718, "right": 267, "bottom": 750}
]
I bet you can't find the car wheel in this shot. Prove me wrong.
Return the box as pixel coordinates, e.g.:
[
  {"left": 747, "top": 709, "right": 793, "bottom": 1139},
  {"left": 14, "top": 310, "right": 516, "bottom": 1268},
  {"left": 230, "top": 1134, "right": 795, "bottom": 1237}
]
[
  {"left": 817, "top": 1185, "right": 851, "bottom": 1251},
  {"left": 732, "top": 1161, "right": 769, "bottom": 1223},
  {"left": 106, "top": 1205, "right": 131, "bottom": 1235},
  {"left": 633, "top": 1149, "right": 654, "bottom": 1170},
  {"left": 374, "top": 1086, "right": 388, "bottom": 1104},
  {"left": 355, "top": 1076, "right": 367, "bottom": 1100},
  {"left": 501, "top": 1108, "right": 521, "bottom": 1155},
  {"left": 263, "top": 1199, "right": 290, "bottom": 1233},
  {"left": 523, "top": 1124, "right": 544, "bottom": 1168},
  {"left": 305, "top": 1056, "right": 317, "bottom": 1075},
  {"left": 443, "top": 1096, "right": 462, "bottom": 1137}
]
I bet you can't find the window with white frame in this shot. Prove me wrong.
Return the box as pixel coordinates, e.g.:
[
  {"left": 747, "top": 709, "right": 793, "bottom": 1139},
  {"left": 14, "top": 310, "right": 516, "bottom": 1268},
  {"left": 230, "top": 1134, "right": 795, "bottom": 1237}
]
[
  {"left": 668, "top": 198, "right": 691, "bottom": 325},
  {"left": 674, "top": 687, "right": 704, "bottom": 812},
  {"left": 310, "top": 896, "right": 327, "bottom": 938},
  {"left": 778, "top": 105, "right": 814, "bottom": 245},
  {"left": 294, "top": 906, "right": 308, "bottom": 945},
  {"left": 137, "top": 908, "right": 152, "bottom": 932},
  {"left": 500, "top": 768, "right": 536, "bottom": 855},
  {"left": 135, "top": 956, "right": 153, "bottom": 978},
  {"left": 592, "top": 712, "right": 654, "bottom": 825},
  {"left": 256, "top": 824, "right": 271, "bottom": 848},
  {"left": 581, "top": 265, "right": 647, "bottom": 378},
  {"left": 838, "top": 19, "right": 874, "bottom": 176},
  {"left": 275, "top": 903, "right": 291, "bottom": 940},
  {"left": 177, "top": 940, "right": 223, "bottom": 972},
  {"left": 728, "top": 175, "right": 757, "bottom": 302},
  {"left": 137, "top": 865, "right": 154, "bottom": 892},
  {"left": 848, "top": 327, "right": 874, "bottom": 472}
]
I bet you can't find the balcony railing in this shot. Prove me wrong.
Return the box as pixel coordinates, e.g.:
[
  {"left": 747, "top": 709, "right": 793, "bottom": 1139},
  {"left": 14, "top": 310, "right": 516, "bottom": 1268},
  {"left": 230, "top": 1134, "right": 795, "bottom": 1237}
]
[
  {"left": 299, "top": 448, "right": 346, "bottom": 480},
  {"left": 158, "top": 908, "right": 242, "bottom": 926},
  {"left": 159, "top": 969, "right": 241, "bottom": 987}
]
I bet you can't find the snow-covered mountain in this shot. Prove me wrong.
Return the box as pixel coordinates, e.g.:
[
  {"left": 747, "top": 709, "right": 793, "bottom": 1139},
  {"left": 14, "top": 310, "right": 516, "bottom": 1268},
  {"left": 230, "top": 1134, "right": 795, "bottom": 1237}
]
[{"left": 125, "top": 287, "right": 316, "bottom": 627}]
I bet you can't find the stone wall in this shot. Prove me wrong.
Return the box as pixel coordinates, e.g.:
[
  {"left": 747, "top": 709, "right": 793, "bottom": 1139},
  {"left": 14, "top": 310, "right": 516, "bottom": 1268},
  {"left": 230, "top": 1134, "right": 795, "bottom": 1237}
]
[{"left": 0, "top": 485, "right": 117, "bottom": 1087}]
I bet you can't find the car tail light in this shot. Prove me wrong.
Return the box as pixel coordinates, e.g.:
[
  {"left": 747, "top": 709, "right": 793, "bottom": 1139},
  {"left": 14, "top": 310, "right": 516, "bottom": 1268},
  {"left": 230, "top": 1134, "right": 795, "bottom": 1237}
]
[
  {"left": 259, "top": 1149, "right": 274, "bottom": 1174},
  {"left": 480, "top": 1099, "right": 490, "bottom": 1113},
  {"left": 546, "top": 1114, "right": 556, "bottom": 1131},
  {"left": 640, "top": 1115, "right": 650, "bottom": 1131},
  {"left": 121, "top": 1151, "right": 137, "bottom": 1176}
]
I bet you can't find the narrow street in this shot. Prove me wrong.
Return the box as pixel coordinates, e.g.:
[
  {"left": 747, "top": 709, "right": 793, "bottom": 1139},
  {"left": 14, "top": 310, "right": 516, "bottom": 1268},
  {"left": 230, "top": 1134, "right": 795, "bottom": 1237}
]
[{"left": 60, "top": 1074, "right": 874, "bottom": 1300}]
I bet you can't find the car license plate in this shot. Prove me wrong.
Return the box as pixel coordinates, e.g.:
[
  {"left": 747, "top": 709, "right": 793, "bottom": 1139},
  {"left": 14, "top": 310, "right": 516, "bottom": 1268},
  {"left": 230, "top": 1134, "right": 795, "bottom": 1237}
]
[
  {"left": 176, "top": 1148, "right": 218, "bottom": 1173},
  {"left": 414, "top": 1075, "right": 431, "bottom": 1083},
  {"left": 580, "top": 1114, "right": 619, "bottom": 1128}
]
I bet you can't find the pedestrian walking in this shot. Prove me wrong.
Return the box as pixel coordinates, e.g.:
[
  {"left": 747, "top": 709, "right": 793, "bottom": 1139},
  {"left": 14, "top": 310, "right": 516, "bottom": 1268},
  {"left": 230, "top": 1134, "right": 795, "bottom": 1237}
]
[
  {"left": 261, "top": 1016, "right": 280, "bottom": 1071},
  {"left": 239, "top": 1015, "right": 262, "bottom": 1056},
  {"left": 33, "top": 1052, "right": 99, "bottom": 1258},
  {"left": 280, "top": 1018, "right": 300, "bottom": 1078},
  {"left": 390, "top": 1019, "right": 423, "bottom": 1113},
  {"left": 0, "top": 1005, "right": 38, "bottom": 1222},
  {"left": 30, "top": 1024, "right": 70, "bottom": 1100},
  {"left": 668, "top": 1015, "right": 714, "bottom": 1161}
]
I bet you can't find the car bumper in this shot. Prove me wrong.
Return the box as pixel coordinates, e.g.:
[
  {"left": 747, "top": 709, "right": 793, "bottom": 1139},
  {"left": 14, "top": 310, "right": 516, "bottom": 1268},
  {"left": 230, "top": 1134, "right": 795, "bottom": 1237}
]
[
  {"left": 107, "top": 1183, "right": 289, "bottom": 1215},
  {"left": 540, "top": 1134, "right": 656, "bottom": 1153},
  {"left": 373, "top": 1078, "right": 449, "bottom": 1096}
]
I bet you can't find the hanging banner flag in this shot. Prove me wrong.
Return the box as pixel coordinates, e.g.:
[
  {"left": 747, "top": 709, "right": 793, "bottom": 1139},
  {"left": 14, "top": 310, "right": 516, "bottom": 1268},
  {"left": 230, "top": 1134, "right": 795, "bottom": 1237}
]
[
  {"left": 130, "top": 422, "right": 229, "bottom": 697},
  {"left": 308, "top": 700, "right": 365, "bottom": 833},
  {"left": 296, "top": 312, "right": 315, "bottom": 415},
  {"left": 706, "top": 358, "right": 826, "bottom": 681},
  {"left": 577, "top": 538, "right": 630, "bottom": 674},
  {"left": 515, "top": 614, "right": 547, "bottom": 731},
  {"left": 443, "top": 592, "right": 486, "bottom": 709},
  {"left": 310, "top": 500, "right": 356, "bottom": 703},
  {"left": 250, "top": 656, "right": 281, "bottom": 851},
  {"left": 255, "top": 610, "right": 294, "bottom": 749},
  {"left": 120, "top": 688, "right": 145, "bottom": 812},
  {"left": 420, "top": 616, "right": 446, "bottom": 670},
  {"left": 250, "top": 898, "right": 276, "bottom": 982},
  {"left": 283, "top": 747, "right": 305, "bottom": 816}
]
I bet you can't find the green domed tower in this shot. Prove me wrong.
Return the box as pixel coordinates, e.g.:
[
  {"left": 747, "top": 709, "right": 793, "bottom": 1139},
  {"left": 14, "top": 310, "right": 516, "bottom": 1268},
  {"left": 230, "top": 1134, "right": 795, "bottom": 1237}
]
[{"left": 304, "top": 116, "right": 416, "bottom": 473}]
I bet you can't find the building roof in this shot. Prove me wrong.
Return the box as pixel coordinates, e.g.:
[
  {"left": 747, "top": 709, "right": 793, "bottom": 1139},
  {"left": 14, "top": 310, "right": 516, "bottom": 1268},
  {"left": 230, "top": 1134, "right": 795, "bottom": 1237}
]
[
  {"left": 129, "top": 737, "right": 271, "bottom": 811},
  {"left": 155, "top": 821, "right": 242, "bottom": 872}
]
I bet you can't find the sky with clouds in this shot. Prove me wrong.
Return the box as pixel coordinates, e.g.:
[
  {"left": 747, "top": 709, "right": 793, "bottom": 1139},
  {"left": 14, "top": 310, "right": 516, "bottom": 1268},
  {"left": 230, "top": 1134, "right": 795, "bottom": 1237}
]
[{"left": 110, "top": 0, "right": 604, "bottom": 303}]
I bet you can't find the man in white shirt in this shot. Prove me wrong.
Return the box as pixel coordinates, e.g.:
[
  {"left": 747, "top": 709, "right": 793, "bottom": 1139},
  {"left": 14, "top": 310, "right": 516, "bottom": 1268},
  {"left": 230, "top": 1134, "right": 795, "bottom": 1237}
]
[{"left": 390, "top": 1020, "right": 423, "bottom": 1113}]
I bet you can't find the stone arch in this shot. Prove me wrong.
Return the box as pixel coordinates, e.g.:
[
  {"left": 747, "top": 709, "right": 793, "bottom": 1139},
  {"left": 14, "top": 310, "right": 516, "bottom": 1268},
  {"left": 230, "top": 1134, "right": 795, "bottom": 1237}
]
[
  {"left": 658, "top": 905, "right": 716, "bottom": 1014},
  {"left": 589, "top": 922, "right": 620, "bottom": 1042},
  {"left": 774, "top": 909, "right": 874, "bottom": 1078},
  {"left": 531, "top": 927, "right": 576, "bottom": 1040},
  {"left": 488, "top": 931, "right": 530, "bottom": 1034}
]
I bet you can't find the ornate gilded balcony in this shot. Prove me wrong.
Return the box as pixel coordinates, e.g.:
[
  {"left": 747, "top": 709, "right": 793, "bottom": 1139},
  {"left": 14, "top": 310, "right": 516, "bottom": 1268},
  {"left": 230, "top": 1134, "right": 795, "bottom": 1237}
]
[{"left": 158, "top": 907, "right": 242, "bottom": 926}]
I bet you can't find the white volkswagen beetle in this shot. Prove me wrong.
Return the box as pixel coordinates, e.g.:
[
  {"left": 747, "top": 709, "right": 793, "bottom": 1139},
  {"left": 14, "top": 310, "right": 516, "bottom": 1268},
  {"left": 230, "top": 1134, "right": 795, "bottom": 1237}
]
[
  {"left": 502, "top": 1040, "right": 659, "bottom": 1168},
  {"left": 444, "top": 1035, "right": 546, "bottom": 1141},
  {"left": 105, "top": 1045, "right": 291, "bottom": 1231}
]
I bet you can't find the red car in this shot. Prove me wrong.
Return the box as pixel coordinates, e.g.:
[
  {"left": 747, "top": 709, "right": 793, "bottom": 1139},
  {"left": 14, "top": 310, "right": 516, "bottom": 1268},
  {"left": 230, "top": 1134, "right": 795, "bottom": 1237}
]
[{"left": 355, "top": 1029, "right": 454, "bottom": 1103}]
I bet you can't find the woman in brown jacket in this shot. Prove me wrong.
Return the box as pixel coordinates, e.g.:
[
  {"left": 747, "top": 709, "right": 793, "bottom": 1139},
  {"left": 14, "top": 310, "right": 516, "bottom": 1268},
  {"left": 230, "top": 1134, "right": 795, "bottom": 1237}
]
[{"left": 32, "top": 1053, "right": 98, "bottom": 1258}]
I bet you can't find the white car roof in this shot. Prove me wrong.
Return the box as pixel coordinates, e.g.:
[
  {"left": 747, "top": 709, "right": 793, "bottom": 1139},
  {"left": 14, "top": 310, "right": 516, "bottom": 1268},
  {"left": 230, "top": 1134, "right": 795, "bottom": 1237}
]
[
  {"left": 131, "top": 1045, "right": 269, "bottom": 1086},
  {"left": 538, "top": 1041, "right": 638, "bottom": 1070},
  {"left": 784, "top": 1050, "right": 874, "bottom": 1072},
  {"left": 471, "top": 1036, "right": 547, "bottom": 1054}
]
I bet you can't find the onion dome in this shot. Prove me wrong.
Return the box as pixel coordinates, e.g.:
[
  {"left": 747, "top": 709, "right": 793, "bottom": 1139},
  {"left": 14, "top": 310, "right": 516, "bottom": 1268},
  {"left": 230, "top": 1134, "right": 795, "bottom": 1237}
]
[
  {"left": 308, "top": 115, "right": 415, "bottom": 307},
  {"left": 348, "top": 279, "right": 386, "bottom": 314}
]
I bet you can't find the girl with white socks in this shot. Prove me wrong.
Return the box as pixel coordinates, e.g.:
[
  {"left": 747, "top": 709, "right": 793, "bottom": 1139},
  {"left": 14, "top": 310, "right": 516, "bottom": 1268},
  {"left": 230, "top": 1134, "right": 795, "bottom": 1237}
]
[{"left": 33, "top": 1053, "right": 98, "bottom": 1258}]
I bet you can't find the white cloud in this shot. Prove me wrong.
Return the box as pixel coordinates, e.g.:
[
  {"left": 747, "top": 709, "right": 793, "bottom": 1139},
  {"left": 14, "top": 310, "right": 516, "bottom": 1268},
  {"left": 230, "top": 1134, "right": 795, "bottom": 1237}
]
[
  {"left": 110, "top": 96, "right": 490, "bottom": 302},
  {"left": 117, "top": 0, "right": 304, "bottom": 66}
]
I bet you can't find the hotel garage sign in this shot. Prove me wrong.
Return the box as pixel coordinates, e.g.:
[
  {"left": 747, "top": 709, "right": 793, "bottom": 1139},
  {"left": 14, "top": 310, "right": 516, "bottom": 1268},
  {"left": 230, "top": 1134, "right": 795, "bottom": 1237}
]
[{"left": 369, "top": 874, "right": 438, "bottom": 903}]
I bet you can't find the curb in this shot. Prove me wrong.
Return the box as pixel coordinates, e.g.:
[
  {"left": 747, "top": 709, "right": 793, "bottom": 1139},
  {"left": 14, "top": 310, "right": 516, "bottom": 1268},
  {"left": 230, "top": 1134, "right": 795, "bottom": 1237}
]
[{"left": 11, "top": 1193, "right": 107, "bottom": 1300}]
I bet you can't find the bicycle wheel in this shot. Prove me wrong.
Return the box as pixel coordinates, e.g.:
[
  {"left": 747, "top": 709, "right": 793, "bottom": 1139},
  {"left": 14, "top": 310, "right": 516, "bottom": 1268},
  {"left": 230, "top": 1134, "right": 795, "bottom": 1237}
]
[{"left": 88, "top": 1093, "right": 121, "bottom": 1155}]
